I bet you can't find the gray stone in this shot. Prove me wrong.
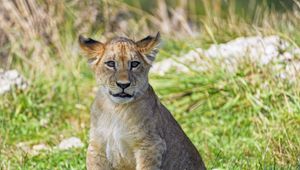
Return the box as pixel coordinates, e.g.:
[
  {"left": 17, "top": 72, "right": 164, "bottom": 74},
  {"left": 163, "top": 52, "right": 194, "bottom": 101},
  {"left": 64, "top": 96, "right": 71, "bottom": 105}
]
[
  {"left": 0, "top": 69, "right": 28, "bottom": 95},
  {"left": 58, "top": 137, "right": 84, "bottom": 150}
]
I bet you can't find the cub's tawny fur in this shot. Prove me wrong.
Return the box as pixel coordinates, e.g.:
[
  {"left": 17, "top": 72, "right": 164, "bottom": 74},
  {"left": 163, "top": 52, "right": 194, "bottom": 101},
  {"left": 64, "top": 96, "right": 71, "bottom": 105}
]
[{"left": 79, "top": 33, "right": 206, "bottom": 170}]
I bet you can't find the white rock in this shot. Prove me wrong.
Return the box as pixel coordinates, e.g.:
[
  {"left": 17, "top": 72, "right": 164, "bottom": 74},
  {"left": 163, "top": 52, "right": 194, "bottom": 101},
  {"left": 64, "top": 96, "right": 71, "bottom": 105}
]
[
  {"left": 15, "top": 77, "right": 22, "bottom": 86},
  {"left": 5, "top": 70, "right": 19, "bottom": 80},
  {"left": 32, "top": 143, "right": 49, "bottom": 151},
  {"left": 58, "top": 137, "right": 84, "bottom": 150},
  {"left": 151, "top": 35, "right": 300, "bottom": 81},
  {"left": 0, "top": 69, "right": 28, "bottom": 95},
  {"left": 0, "top": 81, "right": 11, "bottom": 94}
]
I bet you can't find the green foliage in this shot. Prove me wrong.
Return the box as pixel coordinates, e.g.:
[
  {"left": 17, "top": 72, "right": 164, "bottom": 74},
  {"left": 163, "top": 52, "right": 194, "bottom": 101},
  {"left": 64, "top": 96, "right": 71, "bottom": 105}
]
[
  {"left": 2, "top": 42, "right": 300, "bottom": 169},
  {"left": 151, "top": 63, "right": 300, "bottom": 169}
]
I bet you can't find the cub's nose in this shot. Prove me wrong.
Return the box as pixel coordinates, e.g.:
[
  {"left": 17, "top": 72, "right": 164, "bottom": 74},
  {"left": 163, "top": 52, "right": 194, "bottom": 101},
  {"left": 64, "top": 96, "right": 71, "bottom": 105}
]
[{"left": 116, "top": 81, "right": 131, "bottom": 89}]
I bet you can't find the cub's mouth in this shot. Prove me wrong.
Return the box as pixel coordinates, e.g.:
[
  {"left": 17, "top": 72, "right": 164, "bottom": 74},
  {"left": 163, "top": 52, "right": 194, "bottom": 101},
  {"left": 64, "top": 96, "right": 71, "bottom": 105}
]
[{"left": 109, "top": 91, "right": 133, "bottom": 98}]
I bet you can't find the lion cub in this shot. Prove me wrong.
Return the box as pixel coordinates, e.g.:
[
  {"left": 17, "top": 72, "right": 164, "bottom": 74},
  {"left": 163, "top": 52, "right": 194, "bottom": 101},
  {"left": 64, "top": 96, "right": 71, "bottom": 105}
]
[{"left": 79, "top": 33, "right": 206, "bottom": 170}]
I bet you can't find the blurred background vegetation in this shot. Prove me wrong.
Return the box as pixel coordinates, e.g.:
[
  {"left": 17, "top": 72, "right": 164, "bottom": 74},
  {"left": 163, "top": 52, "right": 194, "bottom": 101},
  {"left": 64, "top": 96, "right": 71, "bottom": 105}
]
[{"left": 0, "top": 0, "right": 299, "bottom": 169}]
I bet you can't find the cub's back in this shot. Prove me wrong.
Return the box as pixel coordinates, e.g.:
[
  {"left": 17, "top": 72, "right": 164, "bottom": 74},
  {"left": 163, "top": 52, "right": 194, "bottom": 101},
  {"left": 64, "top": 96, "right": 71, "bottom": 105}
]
[{"left": 157, "top": 102, "right": 206, "bottom": 170}]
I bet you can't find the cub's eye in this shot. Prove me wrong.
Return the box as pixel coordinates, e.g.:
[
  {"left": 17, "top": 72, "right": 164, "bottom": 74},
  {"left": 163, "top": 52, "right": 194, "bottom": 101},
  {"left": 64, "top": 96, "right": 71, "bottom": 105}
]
[
  {"left": 105, "top": 61, "right": 115, "bottom": 68},
  {"left": 131, "top": 61, "right": 140, "bottom": 69}
]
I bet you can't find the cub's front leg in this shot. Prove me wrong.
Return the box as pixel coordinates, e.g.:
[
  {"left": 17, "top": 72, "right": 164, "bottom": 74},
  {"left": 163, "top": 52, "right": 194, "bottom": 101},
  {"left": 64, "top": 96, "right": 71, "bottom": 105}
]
[
  {"left": 86, "top": 141, "right": 111, "bottom": 170},
  {"left": 135, "top": 137, "right": 166, "bottom": 170}
]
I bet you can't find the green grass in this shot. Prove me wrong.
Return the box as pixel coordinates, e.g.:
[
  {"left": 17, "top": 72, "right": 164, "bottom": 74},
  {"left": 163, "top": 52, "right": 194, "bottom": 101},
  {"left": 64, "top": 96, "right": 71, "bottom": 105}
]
[
  {"left": 1, "top": 41, "right": 300, "bottom": 169},
  {"left": 0, "top": 69, "right": 91, "bottom": 169},
  {"left": 151, "top": 64, "right": 300, "bottom": 169}
]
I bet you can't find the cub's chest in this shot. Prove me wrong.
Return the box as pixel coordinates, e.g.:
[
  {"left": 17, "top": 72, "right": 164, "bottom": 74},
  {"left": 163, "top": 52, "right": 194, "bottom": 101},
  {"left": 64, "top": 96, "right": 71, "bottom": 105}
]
[{"left": 93, "top": 113, "right": 140, "bottom": 167}]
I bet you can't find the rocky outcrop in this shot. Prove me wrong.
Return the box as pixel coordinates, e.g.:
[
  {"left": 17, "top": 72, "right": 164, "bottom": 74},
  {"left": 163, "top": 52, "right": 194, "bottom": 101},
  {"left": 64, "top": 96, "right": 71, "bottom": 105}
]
[{"left": 151, "top": 35, "right": 300, "bottom": 81}]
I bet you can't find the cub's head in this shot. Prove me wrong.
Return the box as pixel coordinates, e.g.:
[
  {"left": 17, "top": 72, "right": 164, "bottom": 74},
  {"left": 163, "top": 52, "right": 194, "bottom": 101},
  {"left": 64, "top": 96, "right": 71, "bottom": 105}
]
[{"left": 79, "top": 33, "right": 160, "bottom": 104}]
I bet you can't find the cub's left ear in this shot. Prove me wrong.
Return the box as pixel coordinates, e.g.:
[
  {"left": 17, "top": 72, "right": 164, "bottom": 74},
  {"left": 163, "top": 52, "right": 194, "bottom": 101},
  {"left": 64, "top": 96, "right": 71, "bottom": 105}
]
[{"left": 136, "top": 32, "right": 161, "bottom": 64}]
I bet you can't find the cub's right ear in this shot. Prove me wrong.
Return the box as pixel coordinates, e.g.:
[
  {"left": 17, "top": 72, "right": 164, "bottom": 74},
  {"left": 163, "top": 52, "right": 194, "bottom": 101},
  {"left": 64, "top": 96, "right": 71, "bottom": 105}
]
[{"left": 78, "top": 35, "right": 105, "bottom": 64}]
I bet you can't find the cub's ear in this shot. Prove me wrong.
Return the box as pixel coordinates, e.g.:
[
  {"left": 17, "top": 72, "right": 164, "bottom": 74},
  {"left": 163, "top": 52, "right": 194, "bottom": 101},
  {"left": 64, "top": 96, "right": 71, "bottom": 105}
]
[
  {"left": 136, "top": 32, "right": 161, "bottom": 64},
  {"left": 78, "top": 35, "right": 105, "bottom": 65}
]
